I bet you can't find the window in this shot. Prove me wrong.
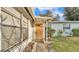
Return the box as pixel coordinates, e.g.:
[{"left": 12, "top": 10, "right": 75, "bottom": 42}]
[
  {"left": 1, "top": 8, "right": 28, "bottom": 51},
  {"left": 63, "top": 24, "right": 70, "bottom": 29}
]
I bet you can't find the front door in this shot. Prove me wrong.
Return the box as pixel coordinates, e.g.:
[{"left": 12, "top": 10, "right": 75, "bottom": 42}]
[{"left": 35, "top": 22, "right": 43, "bottom": 42}]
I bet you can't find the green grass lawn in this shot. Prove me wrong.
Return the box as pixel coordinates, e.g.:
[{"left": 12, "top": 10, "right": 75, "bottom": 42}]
[{"left": 51, "top": 37, "right": 79, "bottom": 52}]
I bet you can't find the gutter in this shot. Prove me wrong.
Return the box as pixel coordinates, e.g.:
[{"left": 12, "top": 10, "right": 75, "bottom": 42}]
[{"left": 24, "top": 7, "right": 35, "bottom": 23}]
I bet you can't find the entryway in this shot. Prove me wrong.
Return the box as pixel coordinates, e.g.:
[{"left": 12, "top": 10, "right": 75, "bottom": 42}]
[{"left": 35, "top": 22, "right": 43, "bottom": 42}]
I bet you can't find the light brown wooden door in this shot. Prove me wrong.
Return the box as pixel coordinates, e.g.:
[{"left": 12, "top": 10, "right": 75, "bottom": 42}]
[{"left": 35, "top": 23, "right": 43, "bottom": 42}]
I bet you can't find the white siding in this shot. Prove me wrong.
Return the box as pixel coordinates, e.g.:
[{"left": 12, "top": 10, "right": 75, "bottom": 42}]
[
  {"left": 28, "top": 20, "right": 33, "bottom": 42},
  {"left": 50, "top": 22, "right": 79, "bottom": 36},
  {"left": 51, "top": 23, "right": 79, "bottom": 30},
  {"left": 71, "top": 23, "right": 79, "bottom": 29},
  {"left": 52, "top": 23, "right": 63, "bottom": 33}
]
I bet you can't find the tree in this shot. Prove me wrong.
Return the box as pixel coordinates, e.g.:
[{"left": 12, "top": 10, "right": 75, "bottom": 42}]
[
  {"left": 53, "top": 14, "right": 60, "bottom": 21},
  {"left": 64, "top": 7, "right": 79, "bottom": 21},
  {"left": 39, "top": 10, "right": 53, "bottom": 17}
]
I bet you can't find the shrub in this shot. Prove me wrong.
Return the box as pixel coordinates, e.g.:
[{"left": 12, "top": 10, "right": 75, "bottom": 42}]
[
  {"left": 56, "top": 30, "right": 64, "bottom": 37},
  {"left": 47, "top": 27, "right": 55, "bottom": 38},
  {"left": 72, "top": 28, "right": 79, "bottom": 36}
]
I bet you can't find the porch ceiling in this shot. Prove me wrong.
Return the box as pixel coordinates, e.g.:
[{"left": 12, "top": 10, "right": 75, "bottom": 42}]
[{"left": 35, "top": 16, "right": 53, "bottom": 23}]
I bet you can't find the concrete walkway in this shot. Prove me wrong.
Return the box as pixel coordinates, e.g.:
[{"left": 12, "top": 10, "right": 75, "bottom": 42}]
[
  {"left": 44, "top": 41, "right": 55, "bottom": 52},
  {"left": 36, "top": 42, "right": 48, "bottom": 52},
  {"left": 32, "top": 41, "right": 55, "bottom": 52},
  {"left": 24, "top": 41, "right": 55, "bottom": 52}
]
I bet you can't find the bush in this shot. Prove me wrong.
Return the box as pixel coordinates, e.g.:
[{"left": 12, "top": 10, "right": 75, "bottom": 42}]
[
  {"left": 57, "top": 30, "right": 63, "bottom": 37},
  {"left": 47, "top": 27, "right": 55, "bottom": 37},
  {"left": 72, "top": 28, "right": 79, "bottom": 36}
]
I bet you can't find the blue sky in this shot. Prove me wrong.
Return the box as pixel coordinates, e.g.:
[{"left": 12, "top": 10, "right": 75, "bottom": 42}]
[{"left": 34, "top": 7, "right": 65, "bottom": 21}]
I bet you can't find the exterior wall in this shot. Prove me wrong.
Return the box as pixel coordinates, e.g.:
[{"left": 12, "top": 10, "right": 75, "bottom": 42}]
[
  {"left": 0, "top": 7, "right": 1, "bottom": 50},
  {"left": 43, "top": 22, "right": 48, "bottom": 41},
  {"left": 3, "top": 7, "right": 20, "bottom": 18},
  {"left": 28, "top": 20, "right": 33, "bottom": 42},
  {"left": 51, "top": 22, "right": 79, "bottom": 31},
  {"left": 43, "top": 24, "right": 45, "bottom": 42},
  {"left": 70, "top": 23, "right": 79, "bottom": 29},
  {"left": 0, "top": 7, "right": 33, "bottom": 52},
  {"left": 51, "top": 23, "right": 64, "bottom": 36},
  {"left": 33, "top": 24, "right": 36, "bottom": 41},
  {"left": 7, "top": 20, "right": 33, "bottom": 52},
  {"left": 48, "top": 22, "right": 79, "bottom": 36},
  {"left": 32, "top": 26, "right": 35, "bottom": 41}
]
